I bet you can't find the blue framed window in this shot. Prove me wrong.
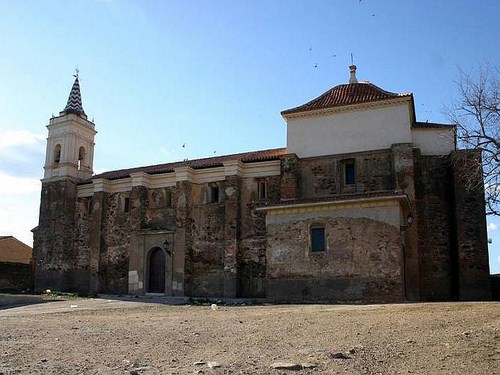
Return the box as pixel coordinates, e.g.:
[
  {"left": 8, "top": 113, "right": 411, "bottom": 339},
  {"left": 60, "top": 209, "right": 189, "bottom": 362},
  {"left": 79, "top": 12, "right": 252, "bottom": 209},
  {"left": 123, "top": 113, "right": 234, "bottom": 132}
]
[
  {"left": 344, "top": 161, "right": 355, "bottom": 186},
  {"left": 311, "top": 226, "right": 326, "bottom": 252}
]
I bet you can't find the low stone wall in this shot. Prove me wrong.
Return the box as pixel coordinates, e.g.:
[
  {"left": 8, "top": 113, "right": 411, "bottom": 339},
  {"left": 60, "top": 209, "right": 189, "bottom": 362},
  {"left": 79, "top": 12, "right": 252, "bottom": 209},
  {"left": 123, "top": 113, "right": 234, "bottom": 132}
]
[{"left": 0, "top": 262, "right": 33, "bottom": 292}]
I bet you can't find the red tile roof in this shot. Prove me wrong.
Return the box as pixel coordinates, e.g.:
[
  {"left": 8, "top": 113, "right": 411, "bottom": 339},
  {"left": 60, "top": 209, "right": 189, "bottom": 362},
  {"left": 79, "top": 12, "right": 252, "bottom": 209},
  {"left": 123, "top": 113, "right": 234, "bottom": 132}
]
[
  {"left": 281, "top": 82, "right": 412, "bottom": 116},
  {"left": 413, "top": 121, "right": 455, "bottom": 129},
  {"left": 87, "top": 147, "right": 287, "bottom": 182},
  {"left": 0, "top": 236, "right": 32, "bottom": 264}
]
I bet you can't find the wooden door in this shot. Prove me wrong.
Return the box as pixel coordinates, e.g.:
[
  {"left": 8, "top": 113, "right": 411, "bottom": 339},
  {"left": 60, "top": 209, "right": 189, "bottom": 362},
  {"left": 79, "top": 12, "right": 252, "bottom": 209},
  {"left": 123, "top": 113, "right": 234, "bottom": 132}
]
[{"left": 149, "top": 247, "right": 166, "bottom": 293}]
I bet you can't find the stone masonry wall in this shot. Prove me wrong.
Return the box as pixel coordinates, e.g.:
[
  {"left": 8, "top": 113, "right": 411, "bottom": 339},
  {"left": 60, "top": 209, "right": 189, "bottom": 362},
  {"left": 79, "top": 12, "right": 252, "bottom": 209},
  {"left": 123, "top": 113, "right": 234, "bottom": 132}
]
[
  {"left": 391, "top": 144, "right": 419, "bottom": 301},
  {"left": 0, "top": 262, "right": 33, "bottom": 292},
  {"left": 452, "top": 150, "right": 491, "bottom": 300},
  {"left": 185, "top": 182, "right": 226, "bottom": 297},
  {"left": 415, "top": 155, "right": 457, "bottom": 300},
  {"left": 298, "top": 150, "right": 393, "bottom": 198},
  {"left": 266, "top": 208, "right": 404, "bottom": 303},
  {"left": 34, "top": 179, "right": 86, "bottom": 292},
  {"left": 239, "top": 175, "right": 281, "bottom": 297},
  {"left": 100, "top": 192, "right": 132, "bottom": 294}
]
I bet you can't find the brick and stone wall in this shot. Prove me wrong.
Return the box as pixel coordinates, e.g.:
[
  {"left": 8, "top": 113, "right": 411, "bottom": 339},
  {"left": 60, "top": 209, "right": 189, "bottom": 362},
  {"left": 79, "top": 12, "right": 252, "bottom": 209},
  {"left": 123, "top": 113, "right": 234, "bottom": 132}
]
[
  {"left": 34, "top": 179, "right": 85, "bottom": 292},
  {"left": 34, "top": 148, "right": 490, "bottom": 302},
  {"left": 298, "top": 150, "right": 394, "bottom": 198},
  {"left": 0, "top": 262, "right": 33, "bottom": 292},
  {"left": 266, "top": 204, "right": 404, "bottom": 303},
  {"left": 452, "top": 150, "right": 491, "bottom": 300},
  {"left": 415, "top": 155, "right": 457, "bottom": 300},
  {"left": 238, "top": 176, "right": 280, "bottom": 297}
]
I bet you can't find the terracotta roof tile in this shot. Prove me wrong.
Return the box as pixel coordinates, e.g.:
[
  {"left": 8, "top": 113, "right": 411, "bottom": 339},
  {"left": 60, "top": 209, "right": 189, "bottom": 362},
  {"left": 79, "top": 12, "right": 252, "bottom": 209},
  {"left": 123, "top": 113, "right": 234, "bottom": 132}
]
[
  {"left": 87, "top": 147, "right": 287, "bottom": 182},
  {"left": 0, "top": 236, "right": 32, "bottom": 264},
  {"left": 282, "top": 82, "right": 412, "bottom": 116},
  {"left": 413, "top": 121, "right": 455, "bottom": 129}
]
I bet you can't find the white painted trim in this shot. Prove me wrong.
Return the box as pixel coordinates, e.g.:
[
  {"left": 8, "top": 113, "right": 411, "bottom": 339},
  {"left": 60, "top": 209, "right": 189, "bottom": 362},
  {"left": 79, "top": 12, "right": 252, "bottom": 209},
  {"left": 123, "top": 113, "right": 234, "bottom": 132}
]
[
  {"left": 256, "top": 194, "right": 410, "bottom": 215},
  {"left": 77, "top": 183, "right": 93, "bottom": 197},
  {"left": 241, "top": 160, "right": 281, "bottom": 178},
  {"left": 76, "top": 159, "right": 281, "bottom": 197}
]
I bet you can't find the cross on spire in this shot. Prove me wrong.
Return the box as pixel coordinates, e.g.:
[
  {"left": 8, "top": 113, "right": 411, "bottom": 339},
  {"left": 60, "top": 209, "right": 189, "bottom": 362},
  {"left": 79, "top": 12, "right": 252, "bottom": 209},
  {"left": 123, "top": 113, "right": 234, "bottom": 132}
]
[{"left": 63, "top": 71, "right": 85, "bottom": 116}]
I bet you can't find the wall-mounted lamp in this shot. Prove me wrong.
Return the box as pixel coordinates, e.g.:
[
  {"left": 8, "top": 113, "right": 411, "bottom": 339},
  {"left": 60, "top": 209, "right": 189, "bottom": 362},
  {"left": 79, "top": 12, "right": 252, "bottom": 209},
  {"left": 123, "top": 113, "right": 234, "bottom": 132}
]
[{"left": 407, "top": 213, "right": 414, "bottom": 225}]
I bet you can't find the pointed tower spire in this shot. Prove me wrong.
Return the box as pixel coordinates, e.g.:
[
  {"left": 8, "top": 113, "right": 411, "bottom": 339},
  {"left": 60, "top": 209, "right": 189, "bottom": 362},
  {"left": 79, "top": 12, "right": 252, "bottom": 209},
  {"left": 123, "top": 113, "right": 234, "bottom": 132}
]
[
  {"left": 349, "top": 65, "right": 358, "bottom": 84},
  {"left": 62, "top": 69, "right": 86, "bottom": 117}
]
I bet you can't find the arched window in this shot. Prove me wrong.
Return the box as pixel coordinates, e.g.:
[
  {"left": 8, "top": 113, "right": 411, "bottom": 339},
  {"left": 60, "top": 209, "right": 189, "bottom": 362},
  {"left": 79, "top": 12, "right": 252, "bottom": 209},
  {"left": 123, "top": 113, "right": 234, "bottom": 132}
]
[
  {"left": 78, "top": 146, "right": 86, "bottom": 170},
  {"left": 54, "top": 144, "right": 61, "bottom": 163}
]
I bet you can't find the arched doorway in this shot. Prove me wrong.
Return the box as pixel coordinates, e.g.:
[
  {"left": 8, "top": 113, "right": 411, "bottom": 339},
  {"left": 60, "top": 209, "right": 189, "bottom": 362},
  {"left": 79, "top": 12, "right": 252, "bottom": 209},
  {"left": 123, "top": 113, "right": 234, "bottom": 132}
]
[{"left": 148, "top": 247, "right": 166, "bottom": 293}]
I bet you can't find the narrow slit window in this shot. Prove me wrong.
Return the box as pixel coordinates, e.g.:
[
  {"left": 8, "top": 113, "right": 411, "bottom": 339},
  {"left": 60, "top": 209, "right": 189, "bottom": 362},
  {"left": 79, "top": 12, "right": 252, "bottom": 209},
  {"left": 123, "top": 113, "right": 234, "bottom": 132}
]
[
  {"left": 258, "top": 180, "right": 267, "bottom": 200},
  {"left": 166, "top": 191, "right": 172, "bottom": 207},
  {"left": 124, "top": 197, "right": 130, "bottom": 213}
]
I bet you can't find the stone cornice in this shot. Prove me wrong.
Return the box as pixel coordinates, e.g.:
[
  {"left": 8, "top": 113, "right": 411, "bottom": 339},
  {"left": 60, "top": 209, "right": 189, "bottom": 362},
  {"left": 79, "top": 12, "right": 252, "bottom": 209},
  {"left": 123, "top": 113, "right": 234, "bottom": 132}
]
[
  {"left": 257, "top": 194, "right": 410, "bottom": 216},
  {"left": 76, "top": 159, "right": 281, "bottom": 197}
]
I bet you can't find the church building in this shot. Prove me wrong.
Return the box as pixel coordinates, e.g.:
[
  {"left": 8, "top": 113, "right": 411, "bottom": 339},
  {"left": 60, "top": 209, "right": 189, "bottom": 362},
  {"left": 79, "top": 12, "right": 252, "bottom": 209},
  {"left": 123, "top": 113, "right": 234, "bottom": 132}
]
[{"left": 33, "top": 66, "right": 491, "bottom": 302}]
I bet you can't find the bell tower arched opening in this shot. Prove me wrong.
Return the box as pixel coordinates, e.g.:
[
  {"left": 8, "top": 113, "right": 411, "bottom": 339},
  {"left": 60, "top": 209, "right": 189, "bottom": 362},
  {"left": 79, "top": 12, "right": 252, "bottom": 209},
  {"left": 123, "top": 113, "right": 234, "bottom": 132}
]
[
  {"left": 42, "top": 73, "right": 96, "bottom": 181},
  {"left": 78, "top": 146, "right": 86, "bottom": 170},
  {"left": 54, "top": 144, "right": 61, "bottom": 163}
]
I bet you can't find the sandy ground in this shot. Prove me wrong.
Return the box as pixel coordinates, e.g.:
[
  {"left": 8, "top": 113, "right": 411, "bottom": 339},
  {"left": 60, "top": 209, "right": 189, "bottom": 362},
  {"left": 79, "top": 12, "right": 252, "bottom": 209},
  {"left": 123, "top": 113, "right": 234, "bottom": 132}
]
[{"left": 0, "top": 295, "right": 499, "bottom": 374}]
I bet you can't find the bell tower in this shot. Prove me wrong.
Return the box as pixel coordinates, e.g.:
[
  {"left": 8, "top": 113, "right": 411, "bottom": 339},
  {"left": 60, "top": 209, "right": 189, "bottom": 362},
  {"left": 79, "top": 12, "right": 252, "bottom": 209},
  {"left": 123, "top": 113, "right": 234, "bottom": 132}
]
[
  {"left": 34, "top": 72, "right": 97, "bottom": 293},
  {"left": 43, "top": 71, "right": 96, "bottom": 181}
]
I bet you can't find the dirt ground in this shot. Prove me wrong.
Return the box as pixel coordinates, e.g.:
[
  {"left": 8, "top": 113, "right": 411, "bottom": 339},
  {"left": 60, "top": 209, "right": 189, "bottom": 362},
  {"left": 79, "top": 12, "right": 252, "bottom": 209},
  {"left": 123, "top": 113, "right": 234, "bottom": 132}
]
[{"left": 0, "top": 295, "right": 499, "bottom": 375}]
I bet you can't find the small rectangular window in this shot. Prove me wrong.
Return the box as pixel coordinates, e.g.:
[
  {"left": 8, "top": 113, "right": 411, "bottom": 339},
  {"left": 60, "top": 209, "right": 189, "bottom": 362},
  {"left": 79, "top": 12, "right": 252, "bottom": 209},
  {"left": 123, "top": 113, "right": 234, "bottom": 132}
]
[
  {"left": 124, "top": 197, "right": 130, "bottom": 213},
  {"left": 210, "top": 186, "right": 219, "bottom": 203},
  {"left": 166, "top": 191, "right": 172, "bottom": 207},
  {"left": 258, "top": 180, "right": 267, "bottom": 200},
  {"left": 344, "top": 161, "right": 355, "bottom": 186},
  {"left": 311, "top": 227, "right": 326, "bottom": 252}
]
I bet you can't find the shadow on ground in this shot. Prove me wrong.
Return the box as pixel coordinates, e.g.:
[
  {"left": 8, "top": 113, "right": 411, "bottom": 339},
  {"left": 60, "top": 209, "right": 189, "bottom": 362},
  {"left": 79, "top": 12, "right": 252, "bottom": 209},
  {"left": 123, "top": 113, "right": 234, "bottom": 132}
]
[
  {"left": 0, "top": 294, "right": 64, "bottom": 310},
  {"left": 0, "top": 293, "right": 264, "bottom": 311}
]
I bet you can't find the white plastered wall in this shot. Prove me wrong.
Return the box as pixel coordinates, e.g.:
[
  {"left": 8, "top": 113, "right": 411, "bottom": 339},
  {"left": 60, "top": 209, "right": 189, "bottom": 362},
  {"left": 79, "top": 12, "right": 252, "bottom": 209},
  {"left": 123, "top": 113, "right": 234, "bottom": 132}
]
[
  {"left": 411, "top": 128, "right": 455, "bottom": 155},
  {"left": 286, "top": 102, "right": 413, "bottom": 158},
  {"left": 44, "top": 114, "right": 96, "bottom": 180}
]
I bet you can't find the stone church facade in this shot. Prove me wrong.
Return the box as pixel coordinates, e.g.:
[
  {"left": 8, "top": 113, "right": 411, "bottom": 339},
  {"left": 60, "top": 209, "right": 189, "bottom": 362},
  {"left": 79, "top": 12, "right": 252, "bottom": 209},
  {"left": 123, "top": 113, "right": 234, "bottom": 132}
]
[{"left": 33, "top": 66, "right": 491, "bottom": 302}]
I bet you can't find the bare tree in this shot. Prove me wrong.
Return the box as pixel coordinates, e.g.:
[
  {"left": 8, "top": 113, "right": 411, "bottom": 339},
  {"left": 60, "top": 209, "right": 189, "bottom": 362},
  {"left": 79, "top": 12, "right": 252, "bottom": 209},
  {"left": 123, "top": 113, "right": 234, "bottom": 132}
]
[{"left": 447, "top": 65, "right": 500, "bottom": 215}]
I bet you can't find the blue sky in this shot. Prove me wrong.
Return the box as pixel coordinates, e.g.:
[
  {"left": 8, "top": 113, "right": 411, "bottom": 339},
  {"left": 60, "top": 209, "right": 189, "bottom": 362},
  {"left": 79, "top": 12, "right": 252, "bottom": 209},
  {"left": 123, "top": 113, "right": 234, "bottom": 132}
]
[{"left": 1, "top": 0, "right": 499, "bottom": 273}]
